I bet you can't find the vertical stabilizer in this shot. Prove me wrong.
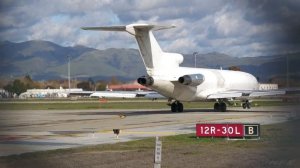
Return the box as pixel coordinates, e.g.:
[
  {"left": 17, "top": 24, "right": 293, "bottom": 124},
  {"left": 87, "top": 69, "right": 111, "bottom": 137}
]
[{"left": 82, "top": 24, "right": 183, "bottom": 75}]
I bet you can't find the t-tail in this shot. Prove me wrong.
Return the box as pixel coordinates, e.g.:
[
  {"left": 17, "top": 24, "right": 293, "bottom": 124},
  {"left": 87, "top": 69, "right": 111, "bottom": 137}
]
[{"left": 82, "top": 24, "right": 184, "bottom": 76}]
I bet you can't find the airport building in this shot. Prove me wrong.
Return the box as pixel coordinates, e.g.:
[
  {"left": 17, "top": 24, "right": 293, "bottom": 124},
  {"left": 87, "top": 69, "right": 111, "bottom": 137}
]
[
  {"left": 18, "top": 82, "right": 152, "bottom": 99},
  {"left": 258, "top": 83, "right": 278, "bottom": 90},
  {"left": 19, "top": 87, "right": 83, "bottom": 98},
  {"left": 0, "top": 88, "right": 12, "bottom": 98}
]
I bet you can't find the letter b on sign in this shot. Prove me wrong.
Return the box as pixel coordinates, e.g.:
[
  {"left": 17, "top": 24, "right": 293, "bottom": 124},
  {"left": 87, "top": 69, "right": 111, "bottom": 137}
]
[
  {"left": 244, "top": 124, "right": 260, "bottom": 137},
  {"left": 248, "top": 127, "right": 254, "bottom": 134}
]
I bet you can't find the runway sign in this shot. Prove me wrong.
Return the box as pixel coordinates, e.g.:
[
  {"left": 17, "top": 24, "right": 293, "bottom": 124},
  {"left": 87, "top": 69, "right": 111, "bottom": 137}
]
[
  {"left": 244, "top": 124, "right": 260, "bottom": 137},
  {"left": 196, "top": 124, "right": 244, "bottom": 137},
  {"left": 196, "top": 123, "right": 260, "bottom": 138}
]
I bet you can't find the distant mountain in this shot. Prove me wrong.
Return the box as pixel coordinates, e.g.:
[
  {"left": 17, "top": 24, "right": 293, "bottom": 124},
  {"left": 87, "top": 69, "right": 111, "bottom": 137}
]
[
  {"left": 183, "top": 52, "right": 300, "bottom": 82},
  {"left": 0, "top": 40, "right": 146, "bottom": 81},
  {"left": 0, "top": 40, "right": 95, "bottom": 79},
  {"left": 0, "top": 40, "right": 299, "bottom": 82}
]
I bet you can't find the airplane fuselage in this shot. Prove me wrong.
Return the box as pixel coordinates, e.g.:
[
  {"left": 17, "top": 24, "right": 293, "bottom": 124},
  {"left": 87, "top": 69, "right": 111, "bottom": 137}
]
[{"left": 148, "top": 67, "right": 258, "bottom": 101}]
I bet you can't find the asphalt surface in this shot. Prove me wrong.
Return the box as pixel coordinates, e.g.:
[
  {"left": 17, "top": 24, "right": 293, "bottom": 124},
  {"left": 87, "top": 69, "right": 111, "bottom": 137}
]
[{"left": 0, "top": 106, "right": 299, "bottom": 156}]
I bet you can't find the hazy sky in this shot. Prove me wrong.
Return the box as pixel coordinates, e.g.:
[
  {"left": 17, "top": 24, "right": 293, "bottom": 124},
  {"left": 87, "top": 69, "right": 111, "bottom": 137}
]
[{"left": 0, "top": 0, "right": 300, "bottom": 57}]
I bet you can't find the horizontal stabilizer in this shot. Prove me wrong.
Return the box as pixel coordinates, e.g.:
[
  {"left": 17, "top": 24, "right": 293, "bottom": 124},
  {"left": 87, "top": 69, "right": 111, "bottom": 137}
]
[
  {"left": 82, "top": 24, "right": 175, "bottom": 33},
  {"left": 81, "top": 26, "right": 126, "bottom": 31},
  {"left": 132, "top": 24, "right": 175, "bottom": 31}
]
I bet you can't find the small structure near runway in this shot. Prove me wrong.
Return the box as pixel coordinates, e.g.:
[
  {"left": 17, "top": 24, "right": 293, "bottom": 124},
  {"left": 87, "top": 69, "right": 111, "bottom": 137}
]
[{"left": 154, "top": 136, "right": 162, "bottom": 168}]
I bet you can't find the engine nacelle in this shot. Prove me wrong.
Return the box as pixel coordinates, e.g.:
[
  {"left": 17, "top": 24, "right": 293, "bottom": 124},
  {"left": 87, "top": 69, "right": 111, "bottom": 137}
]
[
  {"left": 137, "top": 76, "right": 154, "bottom": 86},
  {"left": 178, "top": 74, "right": 205, "bottom": 86}
]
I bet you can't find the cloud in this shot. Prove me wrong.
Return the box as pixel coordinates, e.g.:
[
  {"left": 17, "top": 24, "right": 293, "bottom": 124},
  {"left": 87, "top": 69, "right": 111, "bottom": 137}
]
[{"left": 0, "top": 0, "right": 300, "bottom": 57}]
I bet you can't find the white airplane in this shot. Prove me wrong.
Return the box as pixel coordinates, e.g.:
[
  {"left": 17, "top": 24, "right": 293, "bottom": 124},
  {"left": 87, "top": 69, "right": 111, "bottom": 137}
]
[{"left": 82, "top": 24, "right": 285, "bottom": 112}]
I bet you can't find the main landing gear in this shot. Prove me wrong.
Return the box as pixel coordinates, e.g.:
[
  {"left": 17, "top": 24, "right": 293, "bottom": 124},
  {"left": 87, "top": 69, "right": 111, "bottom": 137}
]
[
  {"left": 242, "top": 100, "right": 251, "bottom": 109},
  {"left": 169, "top": 100, "right": 184, "bottom": 112},
  {"left": 213, "top": 102, "right": 227, "bottom": 112}
]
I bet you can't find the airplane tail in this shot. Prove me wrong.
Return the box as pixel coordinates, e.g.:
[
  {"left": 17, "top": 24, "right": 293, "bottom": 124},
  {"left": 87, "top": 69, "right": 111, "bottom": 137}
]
[{"left": 82, "top": 24, "right": 184, "bottom": 76}]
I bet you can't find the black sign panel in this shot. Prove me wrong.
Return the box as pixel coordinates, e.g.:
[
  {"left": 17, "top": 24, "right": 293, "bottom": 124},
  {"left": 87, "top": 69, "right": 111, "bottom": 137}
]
[{"left": 244, "top": 124, "right": 260, "bottom": 137}]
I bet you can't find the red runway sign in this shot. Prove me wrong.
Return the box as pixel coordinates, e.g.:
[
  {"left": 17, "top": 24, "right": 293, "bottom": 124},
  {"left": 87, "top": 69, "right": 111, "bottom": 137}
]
[{"left": 196, "top": 124, "right": 244, "bottom": 137}]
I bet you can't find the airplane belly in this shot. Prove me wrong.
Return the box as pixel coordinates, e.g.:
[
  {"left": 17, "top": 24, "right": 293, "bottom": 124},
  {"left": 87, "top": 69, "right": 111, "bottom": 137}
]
[
  {"left": 149, "top": 79, "right": 197, "bottom": 101},
  {"left": 172, "top": 82, "right": 197, "bottom": 101},
  {"left": 149, "top": 79, "right": 174, "bottom": 98}
]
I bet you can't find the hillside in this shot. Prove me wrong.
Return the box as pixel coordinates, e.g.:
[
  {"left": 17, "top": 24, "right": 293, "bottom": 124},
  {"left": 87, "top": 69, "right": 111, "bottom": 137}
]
[{"left": 0, "top": 40, "right": 299, "bottom": 83}]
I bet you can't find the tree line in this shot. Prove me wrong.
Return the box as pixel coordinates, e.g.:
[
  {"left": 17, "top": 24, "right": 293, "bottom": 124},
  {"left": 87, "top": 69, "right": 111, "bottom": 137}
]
[{"left": 3, "top": 75, "right": 123, "bottom": 95}]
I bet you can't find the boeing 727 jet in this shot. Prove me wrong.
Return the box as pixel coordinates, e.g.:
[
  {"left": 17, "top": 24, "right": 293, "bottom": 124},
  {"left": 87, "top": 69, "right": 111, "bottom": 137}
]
[{"left": 82, "top": 24, "right": 284, "bottom": 112}]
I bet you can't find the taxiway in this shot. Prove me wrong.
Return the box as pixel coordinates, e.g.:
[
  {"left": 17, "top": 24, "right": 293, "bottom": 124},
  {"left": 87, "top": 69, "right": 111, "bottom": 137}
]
[{"left": 0, "top": 106, "right": 298, "bottom": 156}]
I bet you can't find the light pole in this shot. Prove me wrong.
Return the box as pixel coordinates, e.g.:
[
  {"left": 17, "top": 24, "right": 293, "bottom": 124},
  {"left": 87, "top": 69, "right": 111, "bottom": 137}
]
[
  {"left": 193, "top": 52, "right": 198, "bottom": 68},
  {"left": 286, "top": 55, "right": 289, "bottom": 88},
  {"left": 68, "top": 56, "right": 71, "bottom": 90}
]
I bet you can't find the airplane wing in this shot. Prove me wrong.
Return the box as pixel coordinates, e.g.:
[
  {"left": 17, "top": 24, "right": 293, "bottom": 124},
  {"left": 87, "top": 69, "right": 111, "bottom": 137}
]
[{"left": 207, "top": 90, "right": 286, "bottom": 99}]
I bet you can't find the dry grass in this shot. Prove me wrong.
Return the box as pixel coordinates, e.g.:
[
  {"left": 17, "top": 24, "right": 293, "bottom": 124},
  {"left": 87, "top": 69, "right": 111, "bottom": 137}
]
[{"left": 0, "top": 119, "right": 299, "bottom": 168}]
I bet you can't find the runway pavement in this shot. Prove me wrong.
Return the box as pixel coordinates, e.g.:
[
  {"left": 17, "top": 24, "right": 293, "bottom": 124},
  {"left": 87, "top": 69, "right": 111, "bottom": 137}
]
[{"left": 0, "top": 106, "right": 299, "bottom": 156}]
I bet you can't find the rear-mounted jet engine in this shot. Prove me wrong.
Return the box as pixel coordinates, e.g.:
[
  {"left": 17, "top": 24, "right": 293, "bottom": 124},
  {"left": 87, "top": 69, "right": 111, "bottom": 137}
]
[{"left": 178, "top": 74, "right": 205, "bottom": 86}]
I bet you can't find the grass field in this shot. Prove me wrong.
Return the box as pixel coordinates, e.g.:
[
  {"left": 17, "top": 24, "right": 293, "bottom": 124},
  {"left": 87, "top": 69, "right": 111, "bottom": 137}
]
[
  {"left": 0, "top": 119, "right": 299, "bottom": 168},
  {"left": 0, "top": 98, "right": 297, "bottom": 110}
]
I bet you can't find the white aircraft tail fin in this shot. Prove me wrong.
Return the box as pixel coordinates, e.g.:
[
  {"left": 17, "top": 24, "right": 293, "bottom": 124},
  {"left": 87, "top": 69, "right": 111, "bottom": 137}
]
[{"left": 82, "top": 24, "right": 183, "bottom": 75}]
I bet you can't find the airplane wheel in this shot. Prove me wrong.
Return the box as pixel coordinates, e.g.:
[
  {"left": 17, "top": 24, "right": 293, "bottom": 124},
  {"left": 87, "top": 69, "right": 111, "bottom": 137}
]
[
  {"left": 246, "top": 102, "right": 251, "bottom": 109},
  {"left": 171, "top": 102, "right": 178, "bottom": 112},
  {"left": 214, "top": 103, "right": 220, "bottom": 112},
  {"left": 242, "top": 103, "right": 247, "bottom": 109},
  {"left": 178, "top": 102, "right": 183, "bottom": 112},
  {"left": 220, "top": 102, "right": 227, "bottom": 112}
]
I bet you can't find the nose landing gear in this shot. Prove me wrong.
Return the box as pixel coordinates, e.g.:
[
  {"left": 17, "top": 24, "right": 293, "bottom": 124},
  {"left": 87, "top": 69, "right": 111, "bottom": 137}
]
[{"left": 242, "top": 100, "right": 251, "bottom": 109}]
